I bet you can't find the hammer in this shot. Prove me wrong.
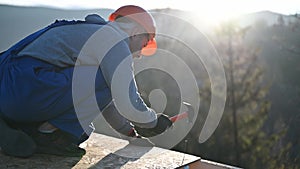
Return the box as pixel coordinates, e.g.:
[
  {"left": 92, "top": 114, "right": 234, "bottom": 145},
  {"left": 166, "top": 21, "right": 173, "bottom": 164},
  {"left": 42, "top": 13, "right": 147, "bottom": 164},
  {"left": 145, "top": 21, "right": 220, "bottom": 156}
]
[{"left": 169, "top": 102, "right": 194, "bottom": 123}]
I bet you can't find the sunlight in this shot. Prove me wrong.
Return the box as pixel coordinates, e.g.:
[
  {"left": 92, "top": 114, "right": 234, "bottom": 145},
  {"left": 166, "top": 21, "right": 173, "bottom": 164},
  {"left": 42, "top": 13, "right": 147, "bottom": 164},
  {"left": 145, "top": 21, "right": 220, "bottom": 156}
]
[
  {"left": 193, "top": 9, "right": 238, "bottom": 26},
  {"left": 0, "top": 0, "right": 299, "bottom": 25},
  {"left": 0, "top": 0, "right": 299, "bottom": 17},
  {"left": 184, "top": 1, "right": 249, "bottom": 25}
]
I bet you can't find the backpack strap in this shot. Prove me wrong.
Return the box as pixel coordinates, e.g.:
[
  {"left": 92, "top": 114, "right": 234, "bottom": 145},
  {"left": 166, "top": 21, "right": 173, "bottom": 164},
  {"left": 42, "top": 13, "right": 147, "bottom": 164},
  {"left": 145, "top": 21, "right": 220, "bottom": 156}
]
[{"left": 0, "top": 51, "right": 5, "bottom": 56}]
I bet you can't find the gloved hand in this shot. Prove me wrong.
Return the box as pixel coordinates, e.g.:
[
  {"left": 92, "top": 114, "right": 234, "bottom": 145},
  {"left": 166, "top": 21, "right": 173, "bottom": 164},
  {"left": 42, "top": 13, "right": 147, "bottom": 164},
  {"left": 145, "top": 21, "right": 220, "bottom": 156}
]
[{"left": 134, "top": 114, "right": 173, "bottom": 137}]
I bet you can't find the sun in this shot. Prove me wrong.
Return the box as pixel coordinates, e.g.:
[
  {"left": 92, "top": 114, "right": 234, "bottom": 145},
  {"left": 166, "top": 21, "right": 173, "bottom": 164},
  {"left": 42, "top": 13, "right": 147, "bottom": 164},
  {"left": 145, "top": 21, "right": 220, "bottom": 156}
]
[
  {"left": 191, "top": 4, "right": 242, "bottom": 26},
  {"left": 168, "top": 0, "right": 253, "bottom": 26}
]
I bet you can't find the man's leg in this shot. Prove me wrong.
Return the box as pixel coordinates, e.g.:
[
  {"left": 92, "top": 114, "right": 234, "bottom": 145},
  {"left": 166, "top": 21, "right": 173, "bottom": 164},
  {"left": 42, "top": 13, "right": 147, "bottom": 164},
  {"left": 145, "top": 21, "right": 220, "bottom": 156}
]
[
  {"left": 0, "top": 57, "right": 90, "bottom": 157},
  {"left": 0, "top": 115, "right": 36, "bottom": 157},
  {"left": 30, "top": 66, "right": 113, "bottom": 156}
]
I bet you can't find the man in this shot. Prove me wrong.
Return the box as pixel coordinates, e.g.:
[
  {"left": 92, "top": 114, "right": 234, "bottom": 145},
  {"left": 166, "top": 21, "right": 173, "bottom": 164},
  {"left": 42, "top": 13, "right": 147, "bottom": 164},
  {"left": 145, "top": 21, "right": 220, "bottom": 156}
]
[{"left": 0, "top": 5, "right": 172, "bottom": 158}]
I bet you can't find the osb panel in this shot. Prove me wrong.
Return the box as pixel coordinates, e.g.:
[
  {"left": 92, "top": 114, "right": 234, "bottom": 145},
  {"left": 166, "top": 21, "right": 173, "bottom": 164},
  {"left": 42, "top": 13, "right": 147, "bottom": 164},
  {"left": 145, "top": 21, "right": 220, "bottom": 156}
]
[{"left": 0, "top": 133, "right": 200, "bottom": 169}]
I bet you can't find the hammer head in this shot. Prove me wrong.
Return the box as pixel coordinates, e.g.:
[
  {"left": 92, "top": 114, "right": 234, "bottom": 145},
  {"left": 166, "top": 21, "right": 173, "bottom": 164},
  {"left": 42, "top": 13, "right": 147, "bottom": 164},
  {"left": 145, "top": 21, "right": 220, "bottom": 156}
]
[{"left": 183, "top": 102, "right": 195, "bottom": 123}]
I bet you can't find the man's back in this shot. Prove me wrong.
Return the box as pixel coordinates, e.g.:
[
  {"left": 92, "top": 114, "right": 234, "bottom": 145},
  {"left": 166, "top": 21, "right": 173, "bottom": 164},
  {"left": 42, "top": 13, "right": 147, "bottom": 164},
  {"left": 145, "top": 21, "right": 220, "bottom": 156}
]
[{"left": 18, "top": 18, "right": 104, "bottom": 67}]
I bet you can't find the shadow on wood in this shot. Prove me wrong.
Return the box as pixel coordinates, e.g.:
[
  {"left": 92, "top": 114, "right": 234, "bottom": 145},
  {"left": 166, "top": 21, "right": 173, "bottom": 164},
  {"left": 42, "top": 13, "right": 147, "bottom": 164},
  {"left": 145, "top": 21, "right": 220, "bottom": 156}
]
[{"left": 89, "top": 144, "right": 152, "bottom": 168}]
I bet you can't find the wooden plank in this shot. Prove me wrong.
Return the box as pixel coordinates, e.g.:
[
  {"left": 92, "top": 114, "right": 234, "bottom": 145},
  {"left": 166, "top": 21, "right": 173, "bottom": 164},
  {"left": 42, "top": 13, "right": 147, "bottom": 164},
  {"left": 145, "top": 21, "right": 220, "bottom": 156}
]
[
  {"left": 0, "top": 133, "right": 200, "bottom": 169},
  {"left": 75, "top": 133, "right": 200, "bottom": 168}
]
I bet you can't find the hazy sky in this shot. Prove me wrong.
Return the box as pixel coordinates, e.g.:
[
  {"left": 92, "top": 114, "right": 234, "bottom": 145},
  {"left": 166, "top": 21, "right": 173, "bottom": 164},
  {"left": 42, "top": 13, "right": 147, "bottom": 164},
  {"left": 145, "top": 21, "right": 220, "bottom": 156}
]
[{"left": 0, "top": 0, "right": 299, "bottom": 22}]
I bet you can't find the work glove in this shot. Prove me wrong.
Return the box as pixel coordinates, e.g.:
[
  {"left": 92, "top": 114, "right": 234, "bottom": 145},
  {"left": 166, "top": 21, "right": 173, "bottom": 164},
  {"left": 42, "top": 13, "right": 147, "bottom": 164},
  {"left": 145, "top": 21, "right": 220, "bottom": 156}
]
[{"left": 134, "top": 114, "right": 173, "bottom": 137}]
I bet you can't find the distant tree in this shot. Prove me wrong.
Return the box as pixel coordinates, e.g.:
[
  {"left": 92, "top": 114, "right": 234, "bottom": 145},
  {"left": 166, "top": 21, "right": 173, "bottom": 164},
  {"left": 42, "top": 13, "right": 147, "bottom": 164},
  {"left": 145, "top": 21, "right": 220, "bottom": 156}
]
[
  {"left": 195, "top": 21, "right": 293, "bottom": 168},
  {"left": 269, "top": 22, "right": 300, "bottom": 168},
  {"left": 277, "top": 15, "right": 285, "bottom": 26},
  {"left": 254, "top": 19, "right": 267, "bottom": 30},
  {"left": 134, "top": 10, "right": 299, "bottom": 168}
]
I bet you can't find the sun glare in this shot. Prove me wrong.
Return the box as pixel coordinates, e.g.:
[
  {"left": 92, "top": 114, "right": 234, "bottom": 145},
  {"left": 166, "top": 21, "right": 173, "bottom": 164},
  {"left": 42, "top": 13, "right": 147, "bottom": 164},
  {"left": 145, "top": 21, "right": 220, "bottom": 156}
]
[
  {"left": 186, "top": 1, "right": 246, "bottom": 26},
  {"left": 1, "top": 0, "right": 299, "bottom": 23},
  {"left": 168, "top": 0, "right": 282, "bottom": 26}
]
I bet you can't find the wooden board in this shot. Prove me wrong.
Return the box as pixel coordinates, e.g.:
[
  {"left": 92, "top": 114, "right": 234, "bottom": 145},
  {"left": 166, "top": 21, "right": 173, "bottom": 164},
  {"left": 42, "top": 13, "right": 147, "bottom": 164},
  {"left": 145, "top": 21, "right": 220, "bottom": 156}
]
[{"left": 0, "top": 133, "right": 200, "bottom": 169}]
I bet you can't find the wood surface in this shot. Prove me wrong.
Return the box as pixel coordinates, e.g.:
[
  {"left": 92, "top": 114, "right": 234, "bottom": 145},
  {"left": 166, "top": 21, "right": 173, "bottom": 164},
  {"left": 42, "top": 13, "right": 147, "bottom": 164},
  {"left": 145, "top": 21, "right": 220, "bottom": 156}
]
[{"left": 0, "top": 133, "right": 200, "bottom": 169}]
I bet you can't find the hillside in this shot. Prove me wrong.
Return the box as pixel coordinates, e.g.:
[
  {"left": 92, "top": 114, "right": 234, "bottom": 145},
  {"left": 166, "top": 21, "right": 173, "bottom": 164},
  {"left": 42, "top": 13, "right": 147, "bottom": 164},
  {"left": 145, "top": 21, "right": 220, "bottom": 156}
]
[
  {"left": 238, "top": 10, "right": 299, "bottom": 27},
  {"left": 0, "top": 5, "right": 112, "bottom": 51}
]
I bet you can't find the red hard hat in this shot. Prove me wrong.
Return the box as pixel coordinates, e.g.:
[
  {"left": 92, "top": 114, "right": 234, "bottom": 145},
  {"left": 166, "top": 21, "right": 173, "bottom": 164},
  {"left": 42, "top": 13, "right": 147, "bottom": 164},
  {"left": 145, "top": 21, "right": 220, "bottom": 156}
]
[{"left": 109, "top": 5, "right": 157, "bottom": 56}]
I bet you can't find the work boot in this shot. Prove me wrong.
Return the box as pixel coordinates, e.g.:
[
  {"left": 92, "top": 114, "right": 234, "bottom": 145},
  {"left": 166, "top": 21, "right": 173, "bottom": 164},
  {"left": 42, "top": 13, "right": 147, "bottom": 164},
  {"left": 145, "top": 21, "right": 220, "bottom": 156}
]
[
  {"left": 0, "top": 117, "right": 36, "bottom": 157},
  {"left": 32, "top": 129, "right": 86, "bottom": 157}
]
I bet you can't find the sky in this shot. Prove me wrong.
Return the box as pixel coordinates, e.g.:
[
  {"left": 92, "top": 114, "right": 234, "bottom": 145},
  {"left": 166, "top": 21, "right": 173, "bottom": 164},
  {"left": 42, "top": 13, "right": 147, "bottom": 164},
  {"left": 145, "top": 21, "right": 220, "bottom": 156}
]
[{"left": 0, "top": 0, "right": 299, "bottom": 23}]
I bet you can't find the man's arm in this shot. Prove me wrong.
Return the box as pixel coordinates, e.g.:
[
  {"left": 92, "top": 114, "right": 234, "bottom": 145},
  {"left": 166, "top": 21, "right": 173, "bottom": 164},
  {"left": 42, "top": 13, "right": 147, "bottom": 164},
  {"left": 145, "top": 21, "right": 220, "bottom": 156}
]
[
  {"left": 102, "top": 101, "right": 173, "bottom": 139},
  {"left": 99, "top": 39, "right": 157, "bottom": 128}
]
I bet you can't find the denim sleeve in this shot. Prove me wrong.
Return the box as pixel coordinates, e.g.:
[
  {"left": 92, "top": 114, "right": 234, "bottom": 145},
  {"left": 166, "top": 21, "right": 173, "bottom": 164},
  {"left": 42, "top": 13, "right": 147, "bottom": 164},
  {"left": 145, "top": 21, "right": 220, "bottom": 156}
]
[{"left": 99, "top": 40, "right": 157, "bottom": 128}]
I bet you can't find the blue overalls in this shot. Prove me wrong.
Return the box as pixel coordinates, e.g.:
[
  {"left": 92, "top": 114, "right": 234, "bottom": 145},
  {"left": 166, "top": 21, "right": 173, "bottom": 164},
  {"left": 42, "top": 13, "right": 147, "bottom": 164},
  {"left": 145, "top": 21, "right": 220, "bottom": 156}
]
[
  {"left": 0, "top": 17, "right": 114, "bottom": 139},
  {"left": 0, "top": 14, "right": 157, "bottom": 140}
]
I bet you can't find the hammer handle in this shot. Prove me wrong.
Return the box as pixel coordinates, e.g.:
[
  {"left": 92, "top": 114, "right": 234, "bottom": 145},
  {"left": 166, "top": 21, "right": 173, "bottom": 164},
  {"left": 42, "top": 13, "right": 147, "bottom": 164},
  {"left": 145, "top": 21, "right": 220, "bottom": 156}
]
[{"left": 170, "top": 112, "right": 188, "bottom": 123}]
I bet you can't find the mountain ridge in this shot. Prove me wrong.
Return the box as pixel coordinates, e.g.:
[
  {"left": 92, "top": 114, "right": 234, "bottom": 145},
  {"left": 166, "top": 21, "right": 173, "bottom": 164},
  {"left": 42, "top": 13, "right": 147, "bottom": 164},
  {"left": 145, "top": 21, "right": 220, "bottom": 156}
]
[{"left": 1, "top": 4, "right": 298, "bottom": 51}]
